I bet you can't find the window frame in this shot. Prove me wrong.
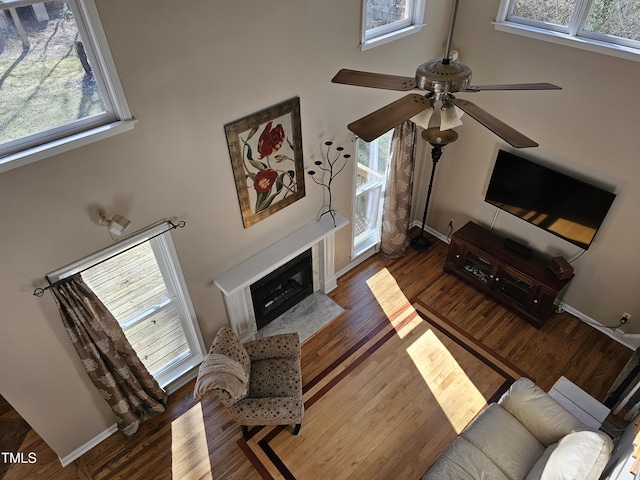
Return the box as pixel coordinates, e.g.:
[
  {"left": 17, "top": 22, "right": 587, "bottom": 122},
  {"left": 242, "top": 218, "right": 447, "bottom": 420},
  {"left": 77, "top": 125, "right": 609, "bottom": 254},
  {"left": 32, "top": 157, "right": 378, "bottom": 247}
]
[
  {"left": 47, "top": 222, "right": 206, "bottom": 393},
  {"left": 495, "top": 0, "right": 640, "bottom": 62},
  {"left": 0, "top": 0, "right": 135, "bottom": 174},
  {"left": 352, "top": 131, "right": 392, "bottom": 258},
  {"left": 361, "top": 0, "right": 426, "bottom": 51}
]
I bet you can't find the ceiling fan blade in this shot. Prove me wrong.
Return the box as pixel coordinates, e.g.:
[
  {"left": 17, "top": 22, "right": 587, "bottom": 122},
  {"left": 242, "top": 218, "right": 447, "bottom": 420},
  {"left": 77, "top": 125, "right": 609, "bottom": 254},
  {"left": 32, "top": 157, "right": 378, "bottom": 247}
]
[
  {"left": 452, "top": 98, "right": 538, "bottom": 148},
  {"left": 332, "top": 69, "right": 417, "bottom": 91},
  {"left": 465, "top": 83, "right": 561, "bottom": 92},
  {"left": 348, "top": 94, "right": 430, "bottom": 142}
]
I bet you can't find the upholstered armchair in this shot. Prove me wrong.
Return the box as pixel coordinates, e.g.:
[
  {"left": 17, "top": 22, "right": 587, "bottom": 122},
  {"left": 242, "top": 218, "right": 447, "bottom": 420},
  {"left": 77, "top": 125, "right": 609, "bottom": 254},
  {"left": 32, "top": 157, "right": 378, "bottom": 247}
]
[{"left": 194, "top": 327, "right": 304, "bottom": 436}]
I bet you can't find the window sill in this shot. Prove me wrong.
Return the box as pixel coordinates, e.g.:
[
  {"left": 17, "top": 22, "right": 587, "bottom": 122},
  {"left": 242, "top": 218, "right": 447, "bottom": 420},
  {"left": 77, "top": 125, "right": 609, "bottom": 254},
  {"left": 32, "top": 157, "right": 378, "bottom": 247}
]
[
  {"left": 0, "top": 119, "right": 137, "bottom": 174},
  {"left": 361, "top": 23, "right": 425, "bottom": 51},
  {"left": 493, "top": 21, "right": 640, "bottom": 63}
]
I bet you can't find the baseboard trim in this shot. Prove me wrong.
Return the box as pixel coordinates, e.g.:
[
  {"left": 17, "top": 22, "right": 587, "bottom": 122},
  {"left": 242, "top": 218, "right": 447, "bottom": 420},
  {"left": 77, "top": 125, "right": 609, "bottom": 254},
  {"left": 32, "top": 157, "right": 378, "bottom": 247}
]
[
  {"left": 58, "top": 368, "right": 199, "bottom": 466},
  {"left": 409, "top": 221, "right": 451, "bottom": 245},
  {"left": 58, "top": 423, "right": 118, "bottom": 467},
  {"left": 560, "top": 303, "right": 639, "bottom": 350},
  {"left": 339, "top": 245, "right": 378, "bottom": 279}
]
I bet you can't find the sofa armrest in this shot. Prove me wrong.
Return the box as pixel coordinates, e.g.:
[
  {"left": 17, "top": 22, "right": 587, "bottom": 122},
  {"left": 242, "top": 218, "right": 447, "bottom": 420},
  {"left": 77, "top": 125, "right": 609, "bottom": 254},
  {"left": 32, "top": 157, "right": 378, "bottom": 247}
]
[{"left": 244, "top": 333, "right": 301, "bottom": 360}]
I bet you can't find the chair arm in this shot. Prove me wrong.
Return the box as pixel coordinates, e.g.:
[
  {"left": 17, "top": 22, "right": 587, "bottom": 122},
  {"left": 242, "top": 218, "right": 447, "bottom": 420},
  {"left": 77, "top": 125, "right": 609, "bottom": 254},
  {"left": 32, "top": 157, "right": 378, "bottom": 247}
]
[{"left": 245, "top": 333, "right": 300, "bottom": 361}]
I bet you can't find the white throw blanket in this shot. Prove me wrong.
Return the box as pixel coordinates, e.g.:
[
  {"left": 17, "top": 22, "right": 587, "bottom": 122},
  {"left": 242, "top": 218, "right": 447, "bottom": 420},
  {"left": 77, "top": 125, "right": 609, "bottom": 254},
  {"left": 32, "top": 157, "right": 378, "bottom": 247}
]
[{"left": 193, "top": 353, "right": 248, "bottom": 401}]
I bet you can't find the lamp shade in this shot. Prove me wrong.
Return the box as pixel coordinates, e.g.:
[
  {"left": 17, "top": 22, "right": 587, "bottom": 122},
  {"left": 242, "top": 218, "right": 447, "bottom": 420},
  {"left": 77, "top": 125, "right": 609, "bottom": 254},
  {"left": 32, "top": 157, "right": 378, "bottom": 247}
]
[
  {"left": 410, "top": 107, "right": 434, "bottom": 130},
  {"left": 108, "top": 214, "right": 131, "bottom": 237},
  {"left": 97, "top": 208, "right": 131, "bottom": 238},
  {"left": 422, "top": 127, "right": 459, "bottom": 146},
  {"left": 440, "top": 102, "right": 463, "bottom": 130}
]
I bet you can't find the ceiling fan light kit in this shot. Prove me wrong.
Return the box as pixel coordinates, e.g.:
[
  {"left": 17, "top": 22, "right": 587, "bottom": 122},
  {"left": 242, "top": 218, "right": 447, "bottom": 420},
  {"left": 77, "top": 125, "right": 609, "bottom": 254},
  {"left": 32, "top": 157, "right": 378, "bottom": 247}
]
[
  {"left": 440, "top": 100, "right": 464, "bottom": 130},
  {"left": 331, "top": 0, "right": 561, "bottom": 148}
]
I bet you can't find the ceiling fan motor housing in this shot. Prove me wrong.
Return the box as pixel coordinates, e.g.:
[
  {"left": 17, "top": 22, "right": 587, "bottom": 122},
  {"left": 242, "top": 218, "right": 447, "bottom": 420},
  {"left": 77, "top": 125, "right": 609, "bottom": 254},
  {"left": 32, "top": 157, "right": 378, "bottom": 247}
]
[{"left": 415, "top": 59, "right": 472, "bottom": 94}]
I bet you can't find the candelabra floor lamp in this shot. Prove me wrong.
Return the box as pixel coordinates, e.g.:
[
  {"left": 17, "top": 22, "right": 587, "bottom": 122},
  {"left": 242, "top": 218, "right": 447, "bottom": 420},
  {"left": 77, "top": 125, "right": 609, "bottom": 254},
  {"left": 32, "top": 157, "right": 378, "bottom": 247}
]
[{"left": 410, "top": 127, "right": 458, "bottom": 252}]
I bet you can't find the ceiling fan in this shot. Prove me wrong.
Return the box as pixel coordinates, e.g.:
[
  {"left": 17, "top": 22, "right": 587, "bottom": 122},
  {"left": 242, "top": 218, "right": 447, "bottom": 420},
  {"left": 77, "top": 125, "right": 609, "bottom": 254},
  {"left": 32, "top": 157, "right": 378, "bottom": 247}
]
[{"left": 331, "top": 0, "right": 561, "bottom": 148}]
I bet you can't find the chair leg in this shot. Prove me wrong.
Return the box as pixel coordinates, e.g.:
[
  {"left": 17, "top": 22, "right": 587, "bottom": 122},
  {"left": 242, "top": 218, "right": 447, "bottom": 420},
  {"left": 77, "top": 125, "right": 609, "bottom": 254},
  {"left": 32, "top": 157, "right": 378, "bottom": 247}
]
[
  {"left": 293, "top": 423, "right": 301, "bottom": 435},
  {"left": 241, "top": 425, "right": 249, "bottom": 437}
]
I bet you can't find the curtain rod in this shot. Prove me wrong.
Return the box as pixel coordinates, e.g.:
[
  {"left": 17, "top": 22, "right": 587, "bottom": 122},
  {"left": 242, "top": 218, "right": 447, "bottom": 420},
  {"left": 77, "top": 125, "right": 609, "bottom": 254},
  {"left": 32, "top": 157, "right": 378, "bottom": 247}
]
[{"left": 33, "top": 220, "right": 186, "bottom": 297}]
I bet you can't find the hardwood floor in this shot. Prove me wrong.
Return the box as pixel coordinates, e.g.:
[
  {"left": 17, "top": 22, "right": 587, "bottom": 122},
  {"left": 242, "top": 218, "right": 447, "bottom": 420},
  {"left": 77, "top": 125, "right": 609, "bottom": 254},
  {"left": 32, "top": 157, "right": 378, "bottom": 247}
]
[{"left": 2, "top": 233, "right": 632, "bottom": 479}]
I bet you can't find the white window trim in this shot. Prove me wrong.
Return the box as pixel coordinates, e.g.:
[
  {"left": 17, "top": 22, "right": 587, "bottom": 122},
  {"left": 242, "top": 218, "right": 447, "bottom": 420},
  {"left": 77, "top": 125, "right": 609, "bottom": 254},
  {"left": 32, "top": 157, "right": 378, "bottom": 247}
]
[
  {"left": 0, "top": 0, "right": 135, "bottom": 173},
  {"left": 360, "top": 0, "right": 426, "bottom": 51},
  {"left": 494, "top": 0, "right": 640, "bottom": 62},
  {"left": 351, "top": 137, "right": 389, "bottom": 259},
  {"left": 47, "top": 222, "right": 206, "bottom": 392},
  {"left": 0, "top": 120, "right": 136, "bottom": 174}
]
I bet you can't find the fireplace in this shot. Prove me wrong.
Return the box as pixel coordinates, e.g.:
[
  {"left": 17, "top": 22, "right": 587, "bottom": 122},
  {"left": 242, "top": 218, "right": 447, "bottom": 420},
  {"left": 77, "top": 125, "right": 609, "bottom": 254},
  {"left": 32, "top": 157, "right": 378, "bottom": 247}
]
[
  {"left": 250, "top": 249, "right": 313, "bottom": 330},
  {"left": 214, "top": 214, "right": 348, "bottom": 341}
]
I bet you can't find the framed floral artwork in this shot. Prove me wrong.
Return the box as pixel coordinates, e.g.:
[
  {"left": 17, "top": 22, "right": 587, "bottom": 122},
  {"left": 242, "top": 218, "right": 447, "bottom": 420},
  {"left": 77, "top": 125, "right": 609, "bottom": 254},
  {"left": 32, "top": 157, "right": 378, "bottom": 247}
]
[{"left": 224, "top": 97, "right": 306, "bottom": 228}]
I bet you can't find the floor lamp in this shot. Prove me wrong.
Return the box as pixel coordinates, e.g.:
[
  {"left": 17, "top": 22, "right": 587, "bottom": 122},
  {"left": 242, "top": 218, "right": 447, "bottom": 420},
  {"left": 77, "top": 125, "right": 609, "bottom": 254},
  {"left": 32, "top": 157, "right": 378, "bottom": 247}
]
[{"left": 410, "top": 127, "right": 458, "bottom": 252}]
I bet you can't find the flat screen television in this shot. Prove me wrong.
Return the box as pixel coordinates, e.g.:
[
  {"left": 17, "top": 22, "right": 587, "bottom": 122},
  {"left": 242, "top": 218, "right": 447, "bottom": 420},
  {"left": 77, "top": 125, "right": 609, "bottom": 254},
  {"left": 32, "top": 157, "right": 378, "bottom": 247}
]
[{"left": 485, "top": 150, "right": 616, "bottom": 250}]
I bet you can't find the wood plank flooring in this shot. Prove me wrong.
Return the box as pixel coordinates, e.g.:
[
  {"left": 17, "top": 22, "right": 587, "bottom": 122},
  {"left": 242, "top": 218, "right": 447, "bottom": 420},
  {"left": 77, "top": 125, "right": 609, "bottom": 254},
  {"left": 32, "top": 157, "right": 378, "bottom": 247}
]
[
  {"left": 240, "top": 300, "right": 525, "bottom": 479},
  {"left": 2, "top": 232, "right": 633, "bottom": 479}
]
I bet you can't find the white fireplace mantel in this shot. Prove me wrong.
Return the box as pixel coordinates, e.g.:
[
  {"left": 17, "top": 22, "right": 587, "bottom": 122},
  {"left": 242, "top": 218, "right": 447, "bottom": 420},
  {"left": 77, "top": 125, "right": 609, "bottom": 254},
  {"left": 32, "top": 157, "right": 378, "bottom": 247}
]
[{"left": 214, "top": 214, "right": 349, "bottom": 340}]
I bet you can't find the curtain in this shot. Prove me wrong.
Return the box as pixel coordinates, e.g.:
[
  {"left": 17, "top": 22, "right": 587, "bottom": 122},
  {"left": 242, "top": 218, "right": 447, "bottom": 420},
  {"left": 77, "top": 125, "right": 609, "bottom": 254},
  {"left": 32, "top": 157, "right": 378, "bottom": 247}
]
[
  {"left": 51, "top": 273, "right": 168, "bottom": 436},
  {"left": 606, "top": 347, "right": 640, "bottom": 419},
  {"left": 380, "top": 120, "right": 416, "bottom": 257}
]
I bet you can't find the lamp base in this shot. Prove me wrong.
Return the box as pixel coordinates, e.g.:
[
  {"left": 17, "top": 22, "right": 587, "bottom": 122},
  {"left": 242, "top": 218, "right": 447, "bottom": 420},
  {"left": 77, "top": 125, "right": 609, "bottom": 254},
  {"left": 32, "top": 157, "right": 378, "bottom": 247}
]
[{"left": 410, "top": 235, "right": 433, "bottom": 253}]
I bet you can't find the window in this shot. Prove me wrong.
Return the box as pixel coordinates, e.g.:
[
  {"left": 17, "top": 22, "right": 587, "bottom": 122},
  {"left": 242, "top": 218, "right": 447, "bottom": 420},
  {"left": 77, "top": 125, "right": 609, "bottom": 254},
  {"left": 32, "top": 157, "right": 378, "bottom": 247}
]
[
  {"left": 353, "top": 131, "right": 392, "bottom": 257},
  {"left": 361, "top": 0, "right": 426, "bottom": 50},
  {"left": 0, "top": 0, "right": 134, "bottom": 173},
  {"left": 495, "top": 0, "right": 640, "bottom": 61},
  {"left": 48, "top": 223, "right": 205, "bottom": 391}
]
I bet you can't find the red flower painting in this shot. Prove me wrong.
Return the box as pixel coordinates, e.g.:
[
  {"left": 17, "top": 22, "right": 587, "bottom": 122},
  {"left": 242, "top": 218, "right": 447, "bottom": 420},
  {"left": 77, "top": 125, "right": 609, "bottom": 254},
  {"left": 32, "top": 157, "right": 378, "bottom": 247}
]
[
  {"left": 257, "top": 122, "right": 285, "bottom": 159},
  {"left": 225, "top": 97, "right": 305, "bottom": 228},
  {"left": 253, "top": 168, "right": 278, "bottom": 193},
  {"left": 238, "top": 116, "right": 298, "bottom": 214}
]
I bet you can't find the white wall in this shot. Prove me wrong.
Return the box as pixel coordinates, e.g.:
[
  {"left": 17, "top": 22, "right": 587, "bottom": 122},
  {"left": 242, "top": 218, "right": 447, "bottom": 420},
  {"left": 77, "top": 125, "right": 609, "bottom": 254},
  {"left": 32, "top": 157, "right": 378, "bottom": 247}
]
[
  {"left": 413, "top": 0, "right": 640, "bottom": 332},
  {"left": 0, "top": 0, "right": 449, "bottom": 459}
]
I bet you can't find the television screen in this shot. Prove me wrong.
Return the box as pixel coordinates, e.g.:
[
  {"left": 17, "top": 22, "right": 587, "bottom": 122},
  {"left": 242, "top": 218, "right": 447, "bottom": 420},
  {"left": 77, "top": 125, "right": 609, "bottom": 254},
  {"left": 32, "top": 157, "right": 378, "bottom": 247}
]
[{"left": 485, "top": 150, "right": 616, "bottom": 250}]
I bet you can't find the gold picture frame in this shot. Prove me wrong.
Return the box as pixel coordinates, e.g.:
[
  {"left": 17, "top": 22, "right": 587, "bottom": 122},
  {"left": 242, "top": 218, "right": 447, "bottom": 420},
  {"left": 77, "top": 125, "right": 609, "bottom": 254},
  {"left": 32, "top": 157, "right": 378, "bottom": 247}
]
[{"left": 224, "top": 97, "right": 305, "bottom": 228}]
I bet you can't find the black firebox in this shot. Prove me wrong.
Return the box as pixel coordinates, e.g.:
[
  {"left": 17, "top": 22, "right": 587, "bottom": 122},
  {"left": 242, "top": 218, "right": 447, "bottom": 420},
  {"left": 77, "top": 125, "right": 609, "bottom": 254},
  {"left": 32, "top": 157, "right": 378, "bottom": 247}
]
[{"left": 250, "top": 249, "right": 314, "bottom": 330}]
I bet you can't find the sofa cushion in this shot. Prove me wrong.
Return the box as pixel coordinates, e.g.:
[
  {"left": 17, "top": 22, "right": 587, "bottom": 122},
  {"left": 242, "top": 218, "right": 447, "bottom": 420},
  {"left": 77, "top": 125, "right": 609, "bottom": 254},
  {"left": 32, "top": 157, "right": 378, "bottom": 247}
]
[
  {"left": 248, "top": 357, "right": 302, "bottom": 398},
  {"left": 498, "top": 378, "right": 582, "bottom": 446},
  {"left": 539, "top": 430, "right": 613, "bottom": 480},
  {"left": 421, "top": 436, "right": 510, "bottom": 480},
  {"left": 461, "top": 404, "right": 545, "bottom": 480}
]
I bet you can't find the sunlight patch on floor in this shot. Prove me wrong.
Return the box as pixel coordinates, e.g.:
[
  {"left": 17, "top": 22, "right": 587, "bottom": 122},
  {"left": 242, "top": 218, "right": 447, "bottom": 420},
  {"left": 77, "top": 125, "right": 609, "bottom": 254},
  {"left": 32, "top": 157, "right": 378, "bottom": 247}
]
[
  {"left": 365, "top": 267, "right": 416, "bottom": 338},
  {"left": 171, "top": 402, "right": 213, "bottom": 479},
  {"left": 366, "top": 267, "right": 487, "bottom": 434},
  {"left": 406, "top": 328, "right": 487, "bottom": 433}
]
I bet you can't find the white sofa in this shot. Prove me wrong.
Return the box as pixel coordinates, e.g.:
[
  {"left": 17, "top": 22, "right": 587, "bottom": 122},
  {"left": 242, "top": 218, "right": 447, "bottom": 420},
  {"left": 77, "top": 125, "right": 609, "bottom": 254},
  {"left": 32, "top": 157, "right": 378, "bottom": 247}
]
[{"left": 422, "top": 378, "right": 614, "bottom": 480}]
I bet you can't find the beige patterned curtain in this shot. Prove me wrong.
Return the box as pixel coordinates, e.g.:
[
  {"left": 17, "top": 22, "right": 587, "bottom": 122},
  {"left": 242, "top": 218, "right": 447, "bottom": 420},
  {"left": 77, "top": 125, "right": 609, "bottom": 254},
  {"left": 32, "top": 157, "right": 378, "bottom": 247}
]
[
  {"left": 380, "top": 120, "right": 416, "bottom": 257},
  {"left": 51, "top": 273, "right": 168, "bottom": 436}
]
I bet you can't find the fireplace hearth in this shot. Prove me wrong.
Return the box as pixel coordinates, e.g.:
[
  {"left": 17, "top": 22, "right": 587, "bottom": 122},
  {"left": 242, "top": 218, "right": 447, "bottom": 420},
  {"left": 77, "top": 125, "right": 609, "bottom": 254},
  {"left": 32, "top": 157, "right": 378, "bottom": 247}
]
[{"left": 250, "top": 249, "right": 313, "bottom": 330}]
